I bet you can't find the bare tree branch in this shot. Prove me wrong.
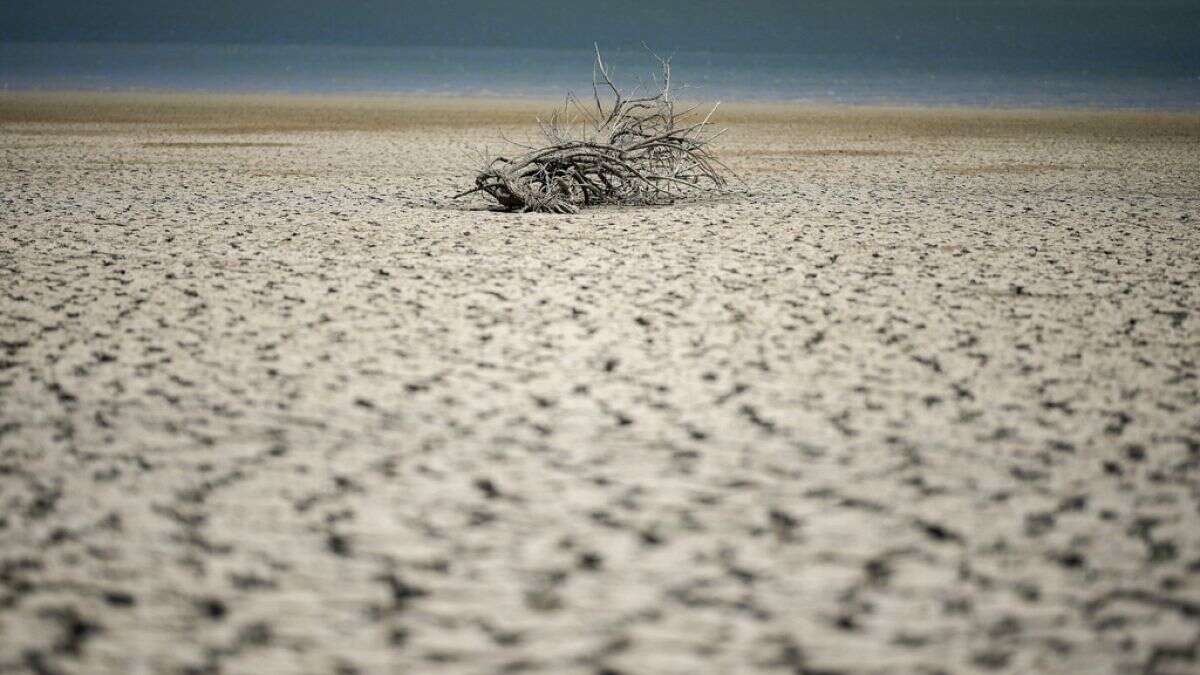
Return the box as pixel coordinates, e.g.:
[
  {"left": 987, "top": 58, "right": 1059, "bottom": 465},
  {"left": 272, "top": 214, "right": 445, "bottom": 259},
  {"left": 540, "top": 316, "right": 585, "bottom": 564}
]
[{"left": 458, "top": 47, "right": 735, "bottom": 214}]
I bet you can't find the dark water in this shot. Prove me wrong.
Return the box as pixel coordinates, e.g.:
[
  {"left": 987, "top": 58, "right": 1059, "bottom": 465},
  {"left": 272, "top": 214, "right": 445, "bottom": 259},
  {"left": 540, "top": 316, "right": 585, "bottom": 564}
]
[{"left": 3, "top": 42, "right": 1198, "bottom": 110}]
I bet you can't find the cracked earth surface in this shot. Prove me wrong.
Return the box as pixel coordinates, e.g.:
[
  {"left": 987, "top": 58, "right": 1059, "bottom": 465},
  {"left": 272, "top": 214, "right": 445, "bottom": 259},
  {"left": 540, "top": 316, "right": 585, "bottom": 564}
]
[{"left": 1, "top": 95, "right": 1199, "bottom": 674}]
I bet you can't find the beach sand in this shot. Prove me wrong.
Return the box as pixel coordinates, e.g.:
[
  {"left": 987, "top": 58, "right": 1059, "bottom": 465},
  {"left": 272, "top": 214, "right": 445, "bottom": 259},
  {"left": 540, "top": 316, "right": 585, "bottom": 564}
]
[{"left": 1, "top": 92, "right": 1198, "bottom": 674}]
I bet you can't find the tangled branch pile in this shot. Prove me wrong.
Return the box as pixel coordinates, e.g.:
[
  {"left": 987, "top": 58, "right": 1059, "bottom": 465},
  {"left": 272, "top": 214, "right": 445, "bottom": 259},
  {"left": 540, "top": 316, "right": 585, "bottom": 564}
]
[{"left": 457, "top": 47, "right": 732, "bottom": 213}]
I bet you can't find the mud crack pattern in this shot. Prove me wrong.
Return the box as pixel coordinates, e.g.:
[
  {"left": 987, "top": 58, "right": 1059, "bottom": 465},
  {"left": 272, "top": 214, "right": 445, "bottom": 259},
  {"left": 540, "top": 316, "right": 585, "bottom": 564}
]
[{"left": 1, "top": 99, "right": 1199, "bottom": 674}]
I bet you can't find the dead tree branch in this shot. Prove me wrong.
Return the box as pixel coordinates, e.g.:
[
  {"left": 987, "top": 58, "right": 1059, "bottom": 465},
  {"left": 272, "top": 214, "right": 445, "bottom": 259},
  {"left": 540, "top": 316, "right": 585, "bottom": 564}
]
[{"left": 458, "top": 46, "right": 734, "bottom": 214}]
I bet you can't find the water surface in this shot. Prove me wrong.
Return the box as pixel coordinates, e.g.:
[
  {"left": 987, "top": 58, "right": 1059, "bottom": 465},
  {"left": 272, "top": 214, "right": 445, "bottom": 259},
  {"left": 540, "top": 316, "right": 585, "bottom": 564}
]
[{"left": 3, "top": 42, "right": 1197, "bottom": 110}]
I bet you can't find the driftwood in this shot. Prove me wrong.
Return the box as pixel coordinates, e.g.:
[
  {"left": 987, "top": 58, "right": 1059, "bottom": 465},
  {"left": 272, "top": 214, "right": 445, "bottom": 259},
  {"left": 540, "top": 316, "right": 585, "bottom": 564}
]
[{"left": 456, "top": 47, "right": 732, "bottom": 213}]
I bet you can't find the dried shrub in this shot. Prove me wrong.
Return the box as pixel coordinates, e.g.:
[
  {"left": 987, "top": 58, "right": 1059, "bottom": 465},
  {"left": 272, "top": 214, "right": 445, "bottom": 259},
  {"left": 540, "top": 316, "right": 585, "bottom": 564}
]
[{"left": 457, "top": 47, "right": 733, "bottom": 213}]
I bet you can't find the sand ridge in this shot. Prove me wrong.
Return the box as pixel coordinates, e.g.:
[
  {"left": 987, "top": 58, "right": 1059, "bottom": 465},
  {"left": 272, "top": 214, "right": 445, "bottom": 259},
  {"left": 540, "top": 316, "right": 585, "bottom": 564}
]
[{"left": 1, "top": 93, "right": 1199, "bottom": 675}]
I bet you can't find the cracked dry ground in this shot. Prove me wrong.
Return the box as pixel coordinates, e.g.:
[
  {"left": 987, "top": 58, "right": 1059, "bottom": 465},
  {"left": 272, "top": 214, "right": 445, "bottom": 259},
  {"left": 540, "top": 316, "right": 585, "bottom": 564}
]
[{"left": 1, "top": 96, "right": 1199, "bottom": 674}]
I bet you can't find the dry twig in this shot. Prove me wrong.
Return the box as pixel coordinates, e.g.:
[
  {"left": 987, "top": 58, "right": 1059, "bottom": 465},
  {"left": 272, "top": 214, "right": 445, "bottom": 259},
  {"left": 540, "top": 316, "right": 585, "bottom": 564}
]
[{"left": 456, "top": 46, "right": 733, "bottom": 213}]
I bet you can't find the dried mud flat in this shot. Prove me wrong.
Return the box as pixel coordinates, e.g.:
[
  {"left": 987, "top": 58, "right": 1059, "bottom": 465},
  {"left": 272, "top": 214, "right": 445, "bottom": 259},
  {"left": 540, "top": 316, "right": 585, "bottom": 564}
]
[{"left": 1, "top": 93, "right": 1199, "bottom": 675}]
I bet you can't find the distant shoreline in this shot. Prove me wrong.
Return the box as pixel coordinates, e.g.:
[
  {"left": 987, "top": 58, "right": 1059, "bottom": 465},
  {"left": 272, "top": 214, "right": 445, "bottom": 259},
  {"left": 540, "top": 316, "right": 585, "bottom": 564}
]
[
  {"left": 3, "top": 91, "right": 1199, "bottom": 136},
  {"left": 3, "top": 87, "right": 1199, "bottom": 114},
  {"left": 4, "top": 42, "right": 1197, "bottom": 112}
]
